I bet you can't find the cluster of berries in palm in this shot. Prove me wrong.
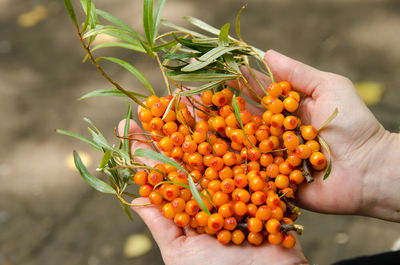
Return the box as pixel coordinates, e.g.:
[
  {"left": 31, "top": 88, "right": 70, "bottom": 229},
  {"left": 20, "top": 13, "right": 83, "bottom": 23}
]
[{"left": 134, "top": 80, "right": 327, "bottom": 247}]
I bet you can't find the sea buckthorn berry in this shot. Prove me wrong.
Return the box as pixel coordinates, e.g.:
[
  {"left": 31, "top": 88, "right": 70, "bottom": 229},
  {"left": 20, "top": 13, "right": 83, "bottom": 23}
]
[
  {"left": 240, "top": 109, "right": 252, "bottom": 124},
  {"left": 174, "top": 212, "right": 190, "bottom": 227},
  {"left": 139, "top": 108, "right": 153, "bottom": 123},
  {"left": 243, "top": 135, "right": 257, "bottom": 148},
  {"left": 232, "top": 230, "right": 245, "bottom": 245},
  {"left": 201, "top": 90, "right": 213, "bottom": 105},
  {"left": 203, "top": 155, "right": 214, "bottom": 167},
  {"left": 192, "top": 131, "right": 207, "bottom": 144},
  {"left": 261, "top": 95, "right": 271, "bottom": 108},
  {"left": 266, "top": 181, "right": 277, "bottom": 193},
  {"left": 287, "top": 91, "right": 300, "bottom": 102},
  {"left": 248, "top": 217, "right": 263, "bottom": 233},
  {"left": 259, "top": 139, "right": 274, "bottom": 152},
  {"left": 262, "top": 110, "right": 273, "bottom": 124},
  {"left": 208, "top": 213, "right": 224, "bottom": 231},
  {"left": 185, "top": 200, "right": 200, "bottom": 216},
  {"left": 210, "top": 157, "right": 224, "bottom": 171},
  {"left": 274, "top": 156, "right": 285, "bottom": 166},
  {"left": 217, "top": 230, "right": 232, "bottom": 245},
  {"left": 213, "top": 142, "right": 229, "bottom": 157},
  {"left": 225, "top": 113, "right": 238, "bottom": 128},
  {"left": 286, "top": 153, "right": 302, "bottom": 167},
  {"left": 164, "top": 164, "right": 176, "bottom": 174},
  {"left": 158, "top": 137, "right": 174, "bottom": 152},
  {"left": 306, "top": 140, "right": 320, "bottom": 152},
  {"left": 163, "top": 184, "right": 180, "bottom": 201},
  {"left": 247, "top": 161, "right": 261, "bottom": 172},
  {"left": 225, "top": 126, "right": 235, "bottom": 138},
  {"left": 275, "top": 174, "right": 289, "bottom": 189},
  {"left": 248, "top": 232, "right": 263, "bottom": 246},
  {"left": 249, "top": 177, "right": 266, "bottom": 192},
  {"left": 244, "top": 122, "right": 257, "bottom": 135},
  {"left": 212, "top": 92, "right": 227, "bottom": 107},
  {"left": 211, "top": 116, "right": 227, "bottom": 133},
  {"left": 267, "top": 82, "right": 283, "bottom": 97},
  {"left": 154, "top": 164, "right": 167, "bottom": 174},
  {"left": 268, "top": 232, "right": 283, "bottom": 245},
  {"left": 164, "top": 109, "right": 176, "bottom": 123},
  {"left": 309, "top": 151, "right": 326, "bottom": 166},
  {"left": 147, "top": 170, "right": 163, "bottom": 186},
  {"left": 279, "top": 162, "right": 293, "bottom": 175},
  {"left": 270, "top": 114, "right": 284, "bottom": 128},
  {"left": 235, "top": 96, "right": 246, "bottom": 110},
  {"left": 219, "top": 105, "right": 233, "bottom": 118},
  {"left": 182, "top": 140, "right": 197, "bottom": 154},
  {"left": 187, "top": 152, "right": 203, "bottom": 167},
  {"left": 271, "top": 206, "right": 284, "bottom": 220},
  {"left": 195, "top": 120, "right": 209, "bottom": 133},
  {"left": 282, "top": 217, "right": 293, "bottom": 225},
  {"left": 162, "top": 121, "right": 178, "bottom": 135},
  {"left": 233, "top": 201, "right": 247, "bottom": 216},
  {"left": 170, "top": 132, "right": 184, "bottom": 146},
  {"left": 251, "top": 115, "right": 263, "bottom": 127},
  {"left": 270, "top": 126, "right": 284, "bottom": 136},
  {"left": 289, "top": 170, "right": 305, "bottom": 184},
  {"left": 170, "top": 146, "right": 183, "bottom": 159},
  {"left": 149, "top": 191, "right": 163, "bottom": 205},
  {"left": 220, "top": 178, "right": 235, "bottom": 193},
  {"left": 247, "top": 148, "right": 261, "bottom": 161},
  {"left": 246, "top": 203, "right": 258, "bottom": 217},
  {"left": 283, "top": 116, "right": 298, "bottom": 130},
  {"left": 178, "top": 124, "right": 190, "bottom": 136},
  {"left": 219, "top": 166, "right": 233, "bottom": 180},
  {"left": 232, "top": 165, "right": 244, "bottom": 176},
  {"left": 251, "top": 191, "right": 267, "bottom": 205},
  {"left": 171, "top": 197, "right": 186, "bottom": 213},
  {"left": 162, "top": 203, "right": 176, "bottom": 219},
  {"left": 266, "top": 163, "right": 279, "bottom": 178},
  {"left": 133, "top": 171, "right": 148, "bottom": 185},
  {"left": 247, "top": 170, "right": 261, "bottom": 181},
  {"left": 256, "top": 205, "right": 272, "bottom": 221},
  {"left": 205, "top": 226, "right": 217, "bottom": 235},
  {"left": 266, "top": 218, "right": 281, "bottom": 234},
  {"left": 260, "top": 153, "right": 274, "bottom": 167},
  {"left": 208, "top": 180, "right": 221, "bottom": 192},
  {"left": 222, "top": 152, "right": 236, "bottom": 166},
  {"left": 150, "top": 117, "right": 164, "bottom": 131},
  {"left": 268, "top": 98, "right": 284, "bottom": 114},
  {"left": 195, "top": 211, "right": 209, "bottom": 227},
  {"left": 283, "top": 97, "right": 299, "bottom": 112},
  {"left": 255, "top": 128, "right": 269, "bottom": 142},
  {"left": 151, "top": 102, "right": 167, "bottom": 117},
  {"left": 234, "top": 174, "right": 248, "bottom": 188},
  {"left": 146, "top": 95, "right": 160, "bottom": 108},
  {"left": 197, "top": 142, "right": 211, "bottom": 156},
  {"left": 284, "top": 134, "right": 300, "bottom": 151},
  {"left": 267, "top": 194, "right": 281, "bottom": 208},
  {"left": 180, "top": 188, "right": 191, "bottom": 202},
  {"left": 279, "top": 81, "right": 292, "bottom": 95},
  {"left": 205, "top": 167, "right": 218, "bottom": 180},
  {"left": 218, "top": 203, "right": 234, "bottom": 218},
  {"left": 234, "top": 188, "right": 251, "bottom": 203},
  {"left": 300, "top": 125, "right": 318, "bottom": 140},
  {"left": 139, "top": 184, "right": 153, "bottom": 197},
  {"left": 221, "top": 88, "right": 233, "bottom": 101},
  {"left": 142, "top": 122, "right": 151, "bottom": 131},
  {"left": 295, "top": 144, "right": 312, "bottom": 159},
  {"left": 281, "top": 187, "right": 295, "bottom": 199},
  {"left": 282, "top": 234, "right": 296, "bottom": 248},
  {"left": 224, "top": 217, "right": 237, "bottom": 231},
  {"left": 212, "top": 191, "right": 229, "bottom": 207}
]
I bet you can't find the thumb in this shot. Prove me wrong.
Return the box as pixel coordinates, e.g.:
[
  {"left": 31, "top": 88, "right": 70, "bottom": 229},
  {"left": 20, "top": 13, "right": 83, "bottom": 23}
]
[
  {"left": 265, "top": 49, "right": 325, "bottom": 97},
  {"left": 131, "top": 197, "right": 183, "bottom": 247}
]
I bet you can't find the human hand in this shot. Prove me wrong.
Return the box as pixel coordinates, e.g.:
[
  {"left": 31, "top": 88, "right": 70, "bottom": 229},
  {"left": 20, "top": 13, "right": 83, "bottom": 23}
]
[{"left": 232, "top": 50, "right": 400, "bottom": 221}]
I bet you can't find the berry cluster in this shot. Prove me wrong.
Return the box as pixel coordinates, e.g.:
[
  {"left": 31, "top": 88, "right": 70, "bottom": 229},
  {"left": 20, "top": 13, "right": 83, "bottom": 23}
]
[{"left": 135, "top": 81, "right": 326, "bottom": 247}]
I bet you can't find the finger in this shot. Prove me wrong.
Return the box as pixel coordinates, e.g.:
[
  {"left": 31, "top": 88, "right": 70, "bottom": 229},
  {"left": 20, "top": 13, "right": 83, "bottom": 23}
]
[
  {"left": 264, "top": 49, "right": 325, "bottom": 97},
  {"left": 131, "top": 197, "right": 183, "bottom": 247},
  {"left": 117, "top": 118, "right": 159, "bottom": 167}
]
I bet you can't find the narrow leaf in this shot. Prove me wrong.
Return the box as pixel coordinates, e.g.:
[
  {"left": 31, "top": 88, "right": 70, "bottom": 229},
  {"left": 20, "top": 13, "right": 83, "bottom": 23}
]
[
  {"left": 188, "top": 175, "right": 211, "bottom": 215},
  {"left": 79, "top": 89, "right": 148, "bottom": 100},
  {"left": 161, "top": 94, "right": 177, "bottom": 120},
  {"left": 184, "top": 16, "right": 221, "bottom": 36},
  {"left": 166, "top": 72, "right": 239, "bottom": 82},
  {"left": 99, "top": 150, "right": 112, "bottom": 169},
  {"left": 56, "top": 129, "right": 101, "bottom": 150},
  {"left": 161, "top": 19, "right": 209, "bottom": 38},
  {"left": 181, "top": 46, "right": 243, "bottom": 72},
  {"left": 139, "top": 40, "right": 156, "bottom": 59},
  {"left": 81, "top": 0, "right": 92, "bottom": 32},
  {"left": 153, "top": 0, "right": 166, "bottom": 39},
  {"left": 143, "top": 0, "right": 154, "bottom": 47},
  {"left": 223, "top": 54, "right": 240, "bottom": 72},
  {"left": 218, "top": 23, "right": 230, "bottom": 47},
  {"left": 64, "top": 0, "right": 79, "bottom": 30},
  {"left": 318, "top": 108, "right": 338, "bottom": 132},
  {"left": 235, "top": 5, "right": 246, "bottom": 42},
  {"left": 90, "top": 42, "right": 146, "bottom": 54},
  {"left": 83, "top": 25, "right": 133, "bottom": 40},
  {"left": 120, "top": 201, "right": 134, "bottom": 221},
  {"left": 88, "top": 128, "right": 113, "bottom": 150},
  {"left": 96, "top": 9, "right": 142, "bottom": 39},
  {"left": 124, "top": 105, "right": 132, "bottom": 156},
  {"left": 73, "top": 150, "right": 116, "bottom": 194},
  {"left": 134, "top": 148, "right": 187, "bottom": 174},
  {"left": 178, "top": 81, "right": 224, "bottom": 96},
  {"left": 317, "top": 135, "right": 332, "bottom": 180},
  {"left": 98, "top": 57, "right": 155, "bottom": 95}
]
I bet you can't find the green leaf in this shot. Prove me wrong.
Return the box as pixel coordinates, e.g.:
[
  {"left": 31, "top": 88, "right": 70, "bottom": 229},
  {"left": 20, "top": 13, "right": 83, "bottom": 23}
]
[
  {"left": 124, "top": 105, "right": 132, "bottom": 156},
  {"left": 161, "top": 19, "right": 209, "bottom": 39},
  {"left": 181, "top": 46, "right": 243, "bottom": 72},
  {"left": 98, "top": 57, "right": 155, "bottom": 95},
  {"left": 82, "top": 25, "right": 134, "bottom": 41},
  {"left": 134, "top": 148, "right": 187, "bottom": 174},
  {"left": 235, "top": 5, "right": 246, "bottom": 42},
  {"left": 120, "top": 201, "right": 134, "bottom": 221},
  {"left": 317, "top": 135, "right": 332, "bottom": 180},
  {"left": 143, "top": 0, "right": 154, "bottom": 47},
  {"left": 88, "top": 128, "right": 113, "bottom": 150},
  {"left": 79, "top": 88, "right": 148, "bottom": 100},
  {"left": 152, "top": 39, "right": 179, "bottom": 52},
  {"left": 166, "top": 72, "right": 239, "bottom": 82},
  {"left": 178, "top": 80, "right": 224, "bottom": 96},
  {"left": 139, "top": 40, "right": 156, "bottom": 59},
  {"left": 163, "top": 53, "right": 194, "bottom": 60},
  {"left": 218, "top": 23, "right": 230, "bottom": 47},
  {"left": 64, "top": 0, "right": 79, "bottom": 30},
  {"left": 184, "top": 16, "right": 221, "bottom": 36},
  {"left": 90, "top": 42, "right": 146, "bottom": 54},
  {"left": 223, "top": 54, "right": 240, "bottom": 72},
  {"left": 153, "top": 0, "right": 166, "bottom": 39},
  {"left": 161, "top": 94, "right": 177, "bottom": 120},
  {"left": 99, "top": 150, "right": 112, "bottom": 169},
  {"left": 56, "top": 129, "right": 101, "bottom": 150},
  {"left": 73, "top": 150, "right": 116, "bottom": 194},
  {"left": 96, "top": 9, "right": 142, "bottom": 40},
  {"left": 188, "top": 174, "right": 211, "bottom": 215},
  {"left": 83, "top": 117, "right": 101, "bottom": 134},
  {"left": 81, "top": 0, "right": 92, "bottom": 32}
]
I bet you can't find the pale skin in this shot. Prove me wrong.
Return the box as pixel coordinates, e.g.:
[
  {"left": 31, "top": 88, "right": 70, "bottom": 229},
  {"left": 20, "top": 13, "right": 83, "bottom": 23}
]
[{"left": 118, "top": 50, "right": 400, "bottom": 264}]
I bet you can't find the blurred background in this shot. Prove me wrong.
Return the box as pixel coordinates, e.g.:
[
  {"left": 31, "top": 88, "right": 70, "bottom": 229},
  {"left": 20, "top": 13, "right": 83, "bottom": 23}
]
[{"left": 1, "top": 0, "right": 400, "bottom": 264}]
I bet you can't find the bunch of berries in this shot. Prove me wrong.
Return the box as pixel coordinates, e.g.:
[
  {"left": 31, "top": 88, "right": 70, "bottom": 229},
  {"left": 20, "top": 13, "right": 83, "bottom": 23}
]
[{"left": 135, "top": 81, "right": 327, "bottom": 247}]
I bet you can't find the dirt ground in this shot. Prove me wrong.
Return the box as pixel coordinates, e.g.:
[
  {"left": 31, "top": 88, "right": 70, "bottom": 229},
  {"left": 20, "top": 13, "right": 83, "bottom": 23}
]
[{"left": 1, "top": 0, "right": 400, "bottom": 264}]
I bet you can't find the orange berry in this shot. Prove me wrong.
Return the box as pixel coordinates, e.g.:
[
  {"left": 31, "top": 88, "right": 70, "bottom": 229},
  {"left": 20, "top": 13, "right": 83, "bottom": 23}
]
[
  {"left": 283, "top": 116, "right": 298, "bottom": 130},
  {"left": 224, "top": 217, "right": 237, "bottom": 231},
  {"left": 244, "top": 122, "right": 257, "bottom": 135},
  {"left": 222, "top": 152, "right": 236, "bottom": 166},
  {"left": 283, "top": 97, "right": 299, "bottom": 112},
  {"left": 151, "top": 102, "right": 167, "bottom": 117},
  {"left": 266, "top": 163, "right": 279, "bottom": 178},
  {"left": 235, "top": 96, "right": 246, "bottom": 110},
  {"left": 247, "top": 203, "right": 258, "bottom": 217},
  {"left": 270, "top": 114, "right": 284, "bottom": 128},
  {"left": 248, "top": 217, "right": 263, "bottom": 233},
  {"left": 163, "top": 109, "right": 177, "bottom": 123},
  {"left": 219, "top": 166, "right": 233, "bottom": 180},
  {"left": 248, "top": 232, "right": 263, "bottom": 245},
  {"left": 133, "top": 171, "right": 148, "bottom": 185},
  {"left": 139, "top": 184, "right": 153, "bottom": 197},
  {"left": 230, "top": 129, "right": 245, "bottom": 144},
  {"left": 255, "top": 128, "right": 269, "bottom": 142},
  {"left": 208, "top": 213, "right": 224, "bottom": 231},
  {"left": 211, "top": 116, "right": 227, "bottom": 133},
  {"left": 266, "top": 193, "right": 281, "bottom": 208},
  {"left": 180, "top": 188, "right": 192, "bottom": 201},
  {"left": 247, "top": 161, "right": 261, "bottom": 172},
  {"left": 269, "top": 136, "right": 280, "bottom": 149},
  {"left": 234, "top": 174, "right": 248, "bottom": 188},
  {"left": 300, "top": 125, "right": 317, "bottom": 140},
  {"left": 289, "top": 170, "right": 304, "bottom": 184},
  {"left": 163, "top": 184, "right": 180, "bottom": 201},
  {"left": 233, "top": 189, "right": 250, "bottom": 203},
  {"left": 210, "top": 157, "right": 224, "bottom": 171},
  {"left": 262, "top": 110, "right": 273, "bottom": 124},
  {"left": 212, "top": 191, "right": 229, "bottom": 207},
  {"left": 275, "top": 174, "right": 289, "bottom": 189},
  {"left": 267, "top": 82, "right": 283, "bottom": 97},
  {"left": 162, "top": 203, "right": 176, "bottom": 219},
  {"left": 217, "top": 230, "right": 232, "bottom": 245},
  {"left": 221, "top": 88, "right": 233, "bottom": 101},
  {"left": 232, "top": 230, "right": 245, "bottom": 245},
  {"left": 279, "top": 81, "right": 292, "bottom": 95},
  {"left": 162, "top": 121, "right": 178, "bottom": 135},
  {"left": 146, "top": 95, "right": 160, "bottom": 108},
  {"left": 171, "top": 197, "right": 186, "bottom": 213},
  {"left": 266, "top": 218, "right": 281, "bottom": 234},
  {"left": 147, "top": 170, "right": 164, "bottom": 186},
  {"left": 282, "top": 234, "right": 296, "bottom": 248},
  {"left": 201, "top": 90, "right": 213, "bottom": 105},
  {"left": 174, "top": 212, "right": 190, "bottom": 227},
  {"left": 260, "top": 153, "right": 274, "bottom": 167},
  {"left": 139, "top": 108, "right": 153, "bottom": 123},
  {"left": 220, "top": 178, "right": 235, "bottom": 193},
  {"left": 286, "top": 153, "right": 302, "bottom": 167},
  {"left": 197, "top": 142, "right": 211, "bottom": 155},
  {"left": 259, "top": 139, "right": 274, "bottom": 152},
  {"left": 182, "top": 140, "right": 197, "bottom": 154},
  {"left": 213, "top": 142, "right": 229, "bottom": 157},
  {"left": 233, "top": 201, "right": 247, "bottom": 216},
  {"left": 295, "top": 144, "right": 312, "bottom": 159},
  {"left": 268, "top": 232, "right": 283, "bottom": 245},
  {"left": 150, "top": 117, "right": 164, "bottom": 131},
  {"left": 195, "top": 211, "right": 209, "bottom": 226},
  {"left": 158, "top": 137, "right": 174, "bottom": 152},
  {"left": 240, "top": 110, "right": 252, "bottom": 124},
  {"left": 281, "top": 187, "right": 295, "bottom": 199},
  {"left": 287, "top": 91, "right": 300, "bottom": 101},
  {"left": 178, "top": 124, "right": 190, "bottom": 136},
  {"left": 170, "top": 146, "right": 184, "bottom": 159},
  {"left": 185, "top": 200, "right": 200, "bottom": 216},
  {"left": 187, "top": 152, "right": 203, "bottom": 167},
  {"left": 268, "top": 98, "right": 284, "bottom": 114},
  {"left": 306, "top": 140, "right": 320, "bottom": 152},
  {"left": 204, "top": 167, "right": 218, "bottom": 180},
  {"left": 212, "top": 92, "right": 228, "bottom": 107},
  {"left": 279, "top": 161, "right": 293, "bottom": 175},
  {"left": 251, "top": 191, "right": 266, "bottom": 205},
  {"left": 218, "top": 203, "right": 234, "bottom": 218},
  {"left": 256, "top": 205, "right": 272, "bottom": 221},
  {"left": 225, "top": 113, "right": 238, "bottom": 128},
  {"left": 271, "top": 206, "right": 284, "bottom": 220},
  {"left": 249, "top": 177, "right": 266, "bottom": 192},
  {"left": 284, "top": 134, "right": 300, "bottom": 151}
]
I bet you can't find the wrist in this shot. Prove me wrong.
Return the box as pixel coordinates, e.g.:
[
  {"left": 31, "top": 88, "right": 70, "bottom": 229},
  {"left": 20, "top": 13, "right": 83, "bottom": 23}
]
[{"left": 360, "top": 130, "right": 400, "bottom": 222}]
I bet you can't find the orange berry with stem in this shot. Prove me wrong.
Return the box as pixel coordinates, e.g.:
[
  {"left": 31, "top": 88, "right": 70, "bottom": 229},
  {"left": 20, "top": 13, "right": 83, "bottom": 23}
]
[
  {"left": 244, "top": 122, "right": 257, "bottom": 135},
  {"left": 224, "top": 217, "right": 237, "bottom": 231},
  {"left": 201, "top": 90, "right": 213, "bottom": 105},
  {"left": 256, "top": 205, "right": 272, "bottom": 221},
  {"left": 163, "top": 109, "right": 177, "bottom": 123},
  {"left": 268, "top": 232, "right": 283, "bottom": 245},
  {"left": 248, "top": 232, "right": 263, "bottom": 245},
  {"left": 282, "top": 234, "right": 296, "bottom": 248},
  {"left": 283, "top": 97, "right": 299, "bottom": 112},
  {"left": 208, "top": 213, "right": 224, "bottom": 231},
  {"left": 281, "top": 187, "right": 295, "bottom": 199},
  {"left": 267, "top": 82, "right": 283, "bottom": 97},
  {"left": 180, "top": 188, "right": 191, "bottom": 201},
  {"left": 151, "top": 102, "right": 167, "bottom": 117},
  {"left": 230, "top": 129, "right": 245, "bottom": 144},
  {"left": 225, "top": 113, "right": 238, "bottom": 128},
  {"left": 148, "top": 170, "right": 164, "bottom": 186},
  {"left": 178, "top": 124, "right": 190, "bottom": 136},
  {"left": 240, "top": 109, "right": 252, "bottom": 124},
  {"left": 266, "top": 218, "right": 281, "bottom": 234},
  {"left": 259, "top": 139, "right": 274, "bottom": 152},
  {"left": 300, "top": 125, "right": 318, "bottom": 140},
  {"left": 134, "top": 171, "right": 148, "bottom": 185},
  {"left": 267, "top": 193, "right": 281, "bottom": 208},
  {"left": 243, "top": 135, "right": 257, "bottom": 148},
  {"left": 295, "top": 144, "right": 312, "bottom": 159},
  {"left": 232, "top": 230, "right": 245, "bottom": 245},
  {"left": 170, "top": 146, "right": 183, "bottom": 159}
]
